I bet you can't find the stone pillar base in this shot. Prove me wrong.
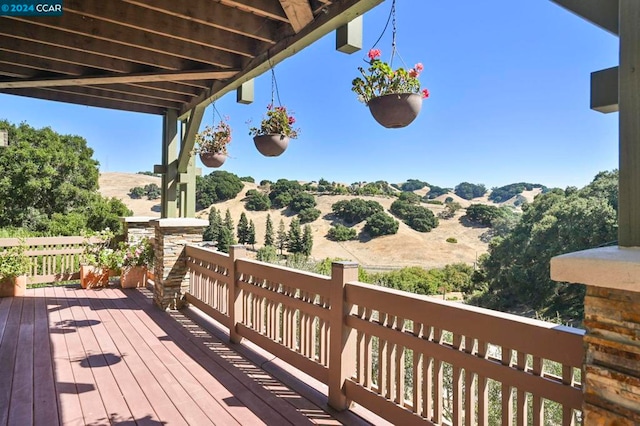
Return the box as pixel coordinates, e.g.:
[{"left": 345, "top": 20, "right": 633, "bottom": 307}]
[
  {"left": 151, "top": 218, "right": 208, "bottom": 310},
  {"left": 551, "top": 246, "right": 640, "bottom": 424}
]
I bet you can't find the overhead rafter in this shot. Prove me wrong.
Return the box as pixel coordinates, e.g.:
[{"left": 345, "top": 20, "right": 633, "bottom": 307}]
[
  {"left": 0, "top": 70, "right": 239, "bottom": 89},
  {"left": 550, "top": 0, "right": 618, "bottom": 36},
  {"left": 279, "top": 0, "right": 314, "bottom": 33}
]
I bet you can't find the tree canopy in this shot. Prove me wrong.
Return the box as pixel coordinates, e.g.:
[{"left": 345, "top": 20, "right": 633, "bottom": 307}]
[
  {"left": 195, "top": 170, "right": 244, "bottom": 210},
  {"left": 454, "top": 182, "right": 487, "bottom": 200}
]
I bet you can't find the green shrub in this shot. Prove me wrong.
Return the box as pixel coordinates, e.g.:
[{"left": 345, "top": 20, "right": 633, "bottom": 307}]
[
  {"left": 446, "top": 237, "right": 457, "bottom": 243},
  {"left": 289, "top": 192, "right": 316, "bottom": 212},
  {"left": 364, "top": 212, "right": 398, "bottom": 237},
  {"left": 245, "top": 190, "right": 271, "bottom": 211},
  {"left": 390, "top": 193, "right": 439, "bottom": 232},
  {"left": 328, "top": 224, "right": 357, "bottom": 241},
  {"left": 239, "top": 176, "right": 255, "bottom": 183},
  {"left": 256, "top": 245, "right": 278, "bottom": 263},
  {"left": 331, "top": 199, "right": 383, "bottom": 224},
  {"left": 298, "top": 207, "right": 321, "bottom": 223},
  {"left": 426, "top": 200, "right": 443, "bottom": 205}
]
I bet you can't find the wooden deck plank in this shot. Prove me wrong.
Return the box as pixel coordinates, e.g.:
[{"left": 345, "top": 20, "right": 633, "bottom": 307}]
[
  {"left": 32, "top": 287, "right": 60, "bottom": 426},
  {"left": 53, "top": 285, "right": 110, "bottom": 425},
  {"left": 108, "top": 288, "right": 276, "bottom": 426},
  {"left": 86, "top": 289, "right": 189, "bottom": 426},
  {"left": 0, "top": 297, "right": 23, "bottom": 426},
  {"left": 8, "top": 295, "right": 35, "bottom": 425},
  {"left": 0, "top": 296, "right": 13, "bottom": 348},
  {"left": 93, "top": 289, "right": 216, "bottom": 426},
  {"left": 80, "top": 288, "right": 162, "bottom": 425},
  {"left": 45, "top": 286, "right": 84, "bottom": 426},
  {"left": 126, "top": 288, "right": 320, "bottom": 425},
  {"left": 67, "top": 287, "right": 135, "bottom": 424}
]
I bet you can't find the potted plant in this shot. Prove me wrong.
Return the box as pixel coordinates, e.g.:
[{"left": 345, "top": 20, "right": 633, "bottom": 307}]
[
  {"left": 249, "top": 104, "right": 300, "bottom": 157},
  {"left": 80, "top": 229, "right": 115, "bottom": 289},
  {"left": 195, "top": 118, "right": 231, "bottom": 168},
  {"left": 0, "top": 245, "right": 30, "bottom": 297},
  {"left": 352, "top": 49, "right": 430, "bottom": 128},
  {"left": 119, "top": 237, "right": 154, "bottom": 289}
]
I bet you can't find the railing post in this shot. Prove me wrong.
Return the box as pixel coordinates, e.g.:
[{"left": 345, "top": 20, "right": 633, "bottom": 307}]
[
  {"left": 328, "top": 261, "right": 358, "bottom": 411},
  {"left": 228, "top": 245, "right": 247, "bottom": 344}
]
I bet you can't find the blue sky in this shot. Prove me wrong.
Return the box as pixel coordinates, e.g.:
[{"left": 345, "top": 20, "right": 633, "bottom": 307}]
[{"left": 0, "top": 0, "right": 619, "bottom": 189}]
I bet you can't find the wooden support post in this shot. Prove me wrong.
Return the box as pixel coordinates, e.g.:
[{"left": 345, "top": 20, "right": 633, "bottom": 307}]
[
  {"left": 618, "top": 0, "right": 640, "bottom": 247},
  {"left": 161, "top": 109, "right": 179, "bottom": 218},
  {"left": 228, "top": 245, "right": 247, "bottom": 344},
  {"left": 328, "top": 261, "right": 358, "bottom": 410}
]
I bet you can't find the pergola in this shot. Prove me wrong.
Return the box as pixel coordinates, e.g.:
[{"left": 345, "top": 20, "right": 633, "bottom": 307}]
[{"left": 0, "top": 0, "right": 382, "bottom": 218}]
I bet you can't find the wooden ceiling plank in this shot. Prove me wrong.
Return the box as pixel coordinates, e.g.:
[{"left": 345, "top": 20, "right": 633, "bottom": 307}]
[
  {"left": 219, "top": 0, "right": 289, "bottom": 22},
  {"left": 123, "top": 0, "right": 281, "bottom": 43},
  {"left": 279, "top": 0, "right": 314, "bottom": 33},
  {"left": 0, "top": 70, "right": 239, "bottom": 89},
  {"left": 64, "top": 0, "right": 262, "bottom": 58},
  {"left": 0, "top": 19, "right": 211, "bottom": 71},
  {"left": 0, "top": 88, "right": 166, "bottom": 115},
  {"left": 85, "top": 83, "right": 194, "bottom": 103},
  {"left": 37, "top": 86, "right": 183, "bottom": 109},
  {"left": 131, "top": 82, "right": 202, "bottom": 97},
  {"left": 180, "top": 0, "right": 384, "bottom": 118},
  {"left": 0, "top": 56, "right": 88, "bottom": 76},
  {"left": 6, "top": 15, "right": 242, "bottom": 68}
]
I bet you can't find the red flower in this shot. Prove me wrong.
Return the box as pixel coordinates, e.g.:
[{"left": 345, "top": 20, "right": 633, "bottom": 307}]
[
  {"left": 421, "top": 88, "right": 430, "bottom": 99},
  {"left": 288, "top": 116, "right": 296, "bottom": 124},
  {"left": 368, "top": 49, "right": 381, "bottom": 60},
  {"left": 409, "top": 69, "right": 418, "bottom": 78}
]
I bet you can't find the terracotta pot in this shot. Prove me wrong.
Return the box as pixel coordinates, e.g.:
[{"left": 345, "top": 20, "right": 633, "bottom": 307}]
[
  {"left": 80, "top": 264, "right": 109, "bottom": 289},
  {"left": 120, "top": 266, "right": 147, "bottom": 289},
  {"left": 367, "top": 93, "right": 423, "bottom": 128},
  {"left": 0, "top": 275, "right": 26, "bottom": 297},
  {"left": 199, "top": 152, "right": 227, "bottom": 168},
  {"left": 253, "top": 134, "right": 289, "bottom": 157}
]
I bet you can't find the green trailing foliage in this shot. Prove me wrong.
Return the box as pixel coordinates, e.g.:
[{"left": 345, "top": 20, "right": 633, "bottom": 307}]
[{"left": 195, "top": 170, "right": 244, "bottom": 210}]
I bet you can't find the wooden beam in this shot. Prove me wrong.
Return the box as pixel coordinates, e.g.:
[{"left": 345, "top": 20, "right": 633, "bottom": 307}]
[
  {"left": 279, "top": 0, "right": 314, "bottom": 33},
  {"left": 618, "top": 0, "right": 640, "bottom": 246},
  {"left": 177, "top": 105, "right": 205, "bottom": 174},
  {"left": 123, "top": 0, "right": 282, "bottom": 43},
  {"left": 179, "top": 0, "right": 384, "bottom": 118},
  {"left": 550, "top": 0, "right": 618, "bottom": 36},
  {"left": 591, "top": 66, "right": 618, "bottom": 113},
  {"left": 0, "top": 70, "right": 239, "bottom": 89},
  {"left": 64, "top": 0, "right": 263, "bottom": 58},
  {"left": 219, "top": 0, "right": 289, "bottom": 22}
]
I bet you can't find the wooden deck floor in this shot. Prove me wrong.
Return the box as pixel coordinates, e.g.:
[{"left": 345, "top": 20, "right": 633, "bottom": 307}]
[{"left": 0, "top": 284, "right": 373, "bottom": 426}]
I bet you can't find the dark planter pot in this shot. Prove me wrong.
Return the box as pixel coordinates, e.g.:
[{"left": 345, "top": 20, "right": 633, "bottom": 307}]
[
  {"left": 253, "top": 134, "right": 289, "bottom": 157},
  {"left": 367, "top": 93, "right": 423, "bottom": 129},
  {"left": 199, "top": 152, "right": 227, "bottom": 168}
]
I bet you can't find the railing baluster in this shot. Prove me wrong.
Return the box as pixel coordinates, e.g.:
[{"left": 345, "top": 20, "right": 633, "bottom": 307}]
[
  {"left": 562, "top": 365, "right": 575, "bottom": 426},
  {"left": 502, "top": 347, "right": 514, "bottom": 426},
  {"left": 395, "top": 316, "right": 405, "bottom": 406},
  {"left": 386, "top": 315, "right": 396, "bottom": 400},
  {"left": 412, "top": 321, "right": 423, "bottom": 417},
  {"left": 464, "top": 336, "right": 476, "bottom": 426},
  {"left": 516, "top": 351, "right": 527, "bottom": 426},
  {"left": 433, "top": 328, "right": 443, "bottom": 423},
  {"left": 532, "top": 356, "right": 543, "bottom": 426},
  {"left": 477, "top": 340, "right": 489, "bottom": 426},
  {"left": 453, "top": 334, "right": 463, "bottom": 426}
]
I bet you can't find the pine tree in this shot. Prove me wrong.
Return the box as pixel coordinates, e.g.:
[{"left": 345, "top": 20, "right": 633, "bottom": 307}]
[
  {"left": 276, "top": 219, "right": 287, "bottom": 255},
  {"left": 203, "top": 207, "right": 221, "bottom": 242},
  {"left": 217, "top": 226, "right": 234, "bottom": 253},
  {"left": 264, "top": 214, "right": 274, "bottom": 247},
  {"left": 224, "top": 209, "right": 234, "bottom": 231},
  {"left": 247, "top": 220, "right": 256, "bottom": 249},
  {"left": 237, "top": 212, "right": 249, "bottom": 244},
  {"left": 301, "top": 224, "right": 313, "bottom": 257},
  {"left": 287, "top": 218, "right": 302, "bottom": 253}
]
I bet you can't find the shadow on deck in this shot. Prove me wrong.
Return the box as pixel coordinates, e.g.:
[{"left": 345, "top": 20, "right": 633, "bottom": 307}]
[{"left": 0, "top": 284, "right": 380, "bottom": 426}]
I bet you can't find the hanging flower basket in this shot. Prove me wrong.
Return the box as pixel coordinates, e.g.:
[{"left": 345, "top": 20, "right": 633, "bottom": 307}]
[
  {"left": 249, "top": 104, "right": 299, "bottom": 157},
  {"left": 199, "top": 152, "right": 227, "bottom": 167},
  {"left": 367, "top": 93, "right": 423, "bottom": 128},
  {"left": 253, "top": 134, "right": 290, "bottom": 157}
]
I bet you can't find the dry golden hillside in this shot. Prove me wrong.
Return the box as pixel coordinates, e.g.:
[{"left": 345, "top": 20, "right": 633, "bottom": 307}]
[{"left": 100, "top": 173, "right": 494, "bottom": 269}]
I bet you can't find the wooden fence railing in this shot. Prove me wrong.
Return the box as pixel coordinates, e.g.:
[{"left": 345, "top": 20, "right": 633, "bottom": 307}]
[
  {"left": 0, "top": 236, "right": 99, "bottom": 284},
  {"left": 185, "top": 244, "right": 585, "bottom": 426}
]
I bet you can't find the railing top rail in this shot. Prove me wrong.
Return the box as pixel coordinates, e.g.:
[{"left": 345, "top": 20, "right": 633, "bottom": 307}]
[
  {"left": 186, "top": 244, "right": 230, "bottom": 261},
  {"left": 236, "top": 258, "right": 331, "bottom": 297},
  {"left": 0, "top": 236, "right": 100, "bottom": 248},
  {"left": 346, "top": 281, "right": 584, "bottom": 366}
]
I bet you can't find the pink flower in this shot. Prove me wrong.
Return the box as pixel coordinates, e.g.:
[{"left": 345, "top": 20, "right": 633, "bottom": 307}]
[
  {"left": 421, "top": 88, "right": 430, "bottom": 99},
  {"left": 288, "top": 116, "right": 296, "bottom": 124},
  {"left": 409, "top": 69, "right": 418, "bottom": 78},
  {"left": 368, "top": 49, "right": 381, "bottom": 60},
  {"left": 415, "top": 63, "right": 424, "bottom": 73}
]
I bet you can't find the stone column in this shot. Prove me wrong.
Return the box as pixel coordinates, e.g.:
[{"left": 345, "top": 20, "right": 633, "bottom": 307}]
[
  {"left": 121, "top": 216, "right": 156, "bottom": 243},
  {"left": 151, "top": 218, "right": 208, "bottom": 310},
  {"left": 551, "top": 246, "right": 640, "bottom": 425}
]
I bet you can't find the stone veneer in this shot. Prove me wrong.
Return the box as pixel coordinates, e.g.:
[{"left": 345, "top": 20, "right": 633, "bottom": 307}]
[
  {"left": 151, "top": 218, "right": 207, "bottom": 310},
  {"left": 122, "top": 216, "right": 157, "bottom": 243},
  {"left": 551, "top": 246, "right": 640, "bottom": 425}
]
